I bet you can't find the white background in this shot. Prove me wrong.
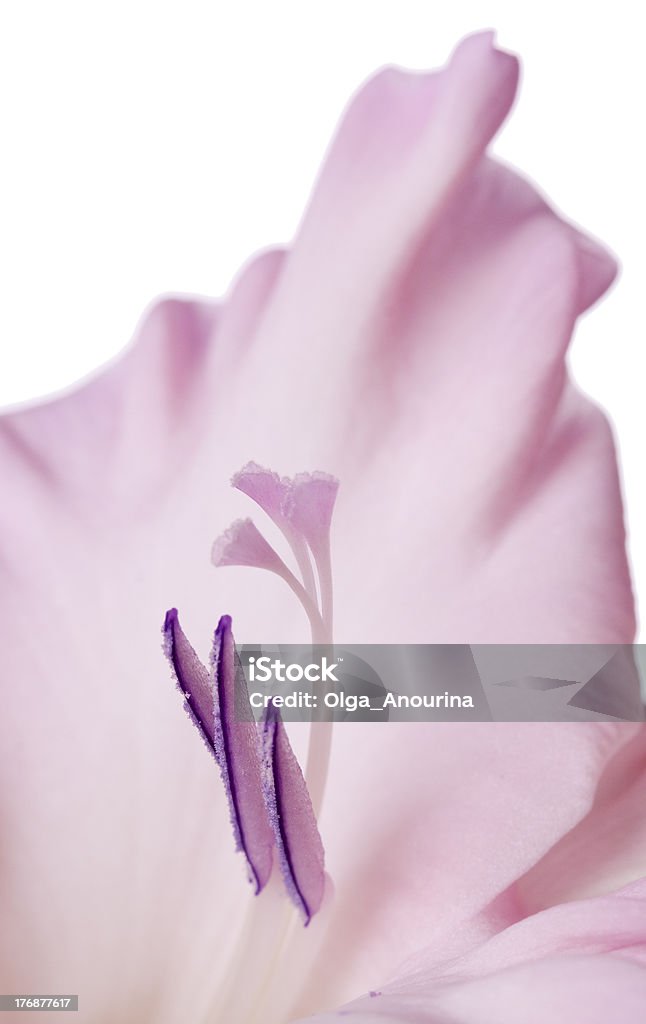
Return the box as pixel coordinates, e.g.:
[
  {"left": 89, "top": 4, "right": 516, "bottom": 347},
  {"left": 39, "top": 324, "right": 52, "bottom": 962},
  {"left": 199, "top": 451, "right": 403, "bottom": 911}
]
[{"left": 1, "top": 1, "right": 644, "bottom": 627}]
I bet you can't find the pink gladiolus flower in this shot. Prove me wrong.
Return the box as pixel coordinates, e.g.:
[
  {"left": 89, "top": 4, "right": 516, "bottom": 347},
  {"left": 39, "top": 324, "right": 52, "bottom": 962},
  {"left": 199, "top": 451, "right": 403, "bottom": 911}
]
[{"left": 1, "top": 28, "right": 645, "bottom": 1024}]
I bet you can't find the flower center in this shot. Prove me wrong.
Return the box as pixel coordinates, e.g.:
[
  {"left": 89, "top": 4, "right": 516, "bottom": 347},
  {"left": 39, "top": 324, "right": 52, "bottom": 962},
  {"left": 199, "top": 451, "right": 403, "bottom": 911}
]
[{"left": 163, "top": 462, "right": 339, "bottom": 1023}]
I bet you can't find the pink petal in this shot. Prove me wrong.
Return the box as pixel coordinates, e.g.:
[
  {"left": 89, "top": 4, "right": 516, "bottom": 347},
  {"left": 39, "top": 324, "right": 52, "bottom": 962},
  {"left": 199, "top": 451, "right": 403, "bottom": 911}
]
[
  {"left": 302, "top": 958, "right": 646, "bottom": 1023},
  {"left": 298, "top": 882, "right": 646, "bottom": 1022},
  {"left": 516, "top": 725, "right": 646, "bottom": 912},
  {"left": 301, "top": 720, "right": 639, "bottom": 1010},
  {"left": 229, "top": 33, "right": 631, "bottom": 648}
]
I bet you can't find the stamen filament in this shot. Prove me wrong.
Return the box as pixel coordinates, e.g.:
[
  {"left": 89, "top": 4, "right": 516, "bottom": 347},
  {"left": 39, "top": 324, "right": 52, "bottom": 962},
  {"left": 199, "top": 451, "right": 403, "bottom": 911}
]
[
  {"left": 204, "top": 873, "right": 293, "bottom": 1024},
  {"left": 304, "top": 720, "right": 333, "bottom": 822},
  {"left": 303, "top": 536, "right": 335, "bottom": 820}
]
